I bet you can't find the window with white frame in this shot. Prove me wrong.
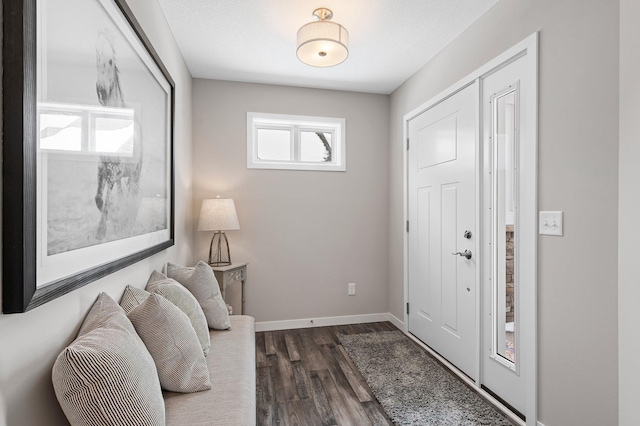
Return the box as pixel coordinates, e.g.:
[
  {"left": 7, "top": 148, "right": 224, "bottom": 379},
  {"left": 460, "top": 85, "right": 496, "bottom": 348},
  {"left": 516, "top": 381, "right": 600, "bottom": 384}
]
[{"left": 247, "top": 112, "right": 346, "bottom": 171}]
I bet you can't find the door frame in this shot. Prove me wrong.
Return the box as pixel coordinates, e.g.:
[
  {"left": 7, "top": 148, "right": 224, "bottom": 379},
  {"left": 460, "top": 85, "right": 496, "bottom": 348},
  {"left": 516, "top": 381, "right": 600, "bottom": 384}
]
[{"left": 402, "top": 33, "right": 538, "bottom": 426}]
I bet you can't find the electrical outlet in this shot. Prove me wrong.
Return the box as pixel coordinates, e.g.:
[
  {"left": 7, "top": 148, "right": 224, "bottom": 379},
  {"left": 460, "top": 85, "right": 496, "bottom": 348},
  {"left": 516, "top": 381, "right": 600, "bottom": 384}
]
[{"left": 348, "top": 283, "right": 356, "bottom": 296}]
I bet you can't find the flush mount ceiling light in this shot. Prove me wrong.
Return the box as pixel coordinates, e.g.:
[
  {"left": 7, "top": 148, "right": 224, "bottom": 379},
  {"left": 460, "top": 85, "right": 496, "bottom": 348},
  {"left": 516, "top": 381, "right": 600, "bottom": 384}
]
[{"left": 297, "top": 8, "right": 349, "bottom": 67}]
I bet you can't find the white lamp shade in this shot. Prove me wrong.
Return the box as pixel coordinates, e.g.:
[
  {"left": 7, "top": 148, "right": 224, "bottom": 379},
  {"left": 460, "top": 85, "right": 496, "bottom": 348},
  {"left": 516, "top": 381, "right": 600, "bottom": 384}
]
[
  {"left": 198, "top": 198, "right": 240, "bottom": 231},
  {"left": 297, "top": 20, "right": 349, "bottom": 67}
]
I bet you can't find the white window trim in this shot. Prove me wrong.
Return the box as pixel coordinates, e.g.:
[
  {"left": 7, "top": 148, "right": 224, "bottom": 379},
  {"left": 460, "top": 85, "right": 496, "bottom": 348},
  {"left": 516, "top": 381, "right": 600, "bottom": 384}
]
[{"left": 247, "top": 112, "right": 346, "bottom": 171}]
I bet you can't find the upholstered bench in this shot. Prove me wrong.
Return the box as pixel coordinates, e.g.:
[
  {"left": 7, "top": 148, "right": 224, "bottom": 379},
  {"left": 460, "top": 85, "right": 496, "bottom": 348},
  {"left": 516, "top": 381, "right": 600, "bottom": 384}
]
[
  {"left": 53, "top": 263, "right": 257, "bottom": 426},
  {"left": 164, "top": 315, "right": 256, "bottom": 425}
]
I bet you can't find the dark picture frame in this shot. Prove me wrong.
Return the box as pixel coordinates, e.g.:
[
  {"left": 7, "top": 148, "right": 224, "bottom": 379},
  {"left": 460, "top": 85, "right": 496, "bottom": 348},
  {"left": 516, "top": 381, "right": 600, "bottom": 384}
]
[{"left": 3, "top": 0, "right": 175, "bottom": 313}]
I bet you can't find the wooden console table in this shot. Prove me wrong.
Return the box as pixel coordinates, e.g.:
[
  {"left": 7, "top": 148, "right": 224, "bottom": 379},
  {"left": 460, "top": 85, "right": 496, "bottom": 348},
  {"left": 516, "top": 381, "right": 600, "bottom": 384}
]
[{"left": 210, "top": 262, "right": 248, "bottom": 315}]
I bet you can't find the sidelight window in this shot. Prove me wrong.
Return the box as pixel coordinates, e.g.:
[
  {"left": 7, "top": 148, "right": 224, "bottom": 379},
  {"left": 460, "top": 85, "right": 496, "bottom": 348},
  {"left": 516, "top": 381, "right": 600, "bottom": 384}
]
[{"left": 491, "top": 85, "right": 519, "bottom": 369}]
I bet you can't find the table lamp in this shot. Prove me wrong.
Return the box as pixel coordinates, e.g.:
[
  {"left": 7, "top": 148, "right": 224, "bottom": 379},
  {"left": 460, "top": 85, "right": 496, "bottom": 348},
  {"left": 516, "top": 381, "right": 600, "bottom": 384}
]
[{"left": 198, "top": 197, "right": 240, "bottom": 266}]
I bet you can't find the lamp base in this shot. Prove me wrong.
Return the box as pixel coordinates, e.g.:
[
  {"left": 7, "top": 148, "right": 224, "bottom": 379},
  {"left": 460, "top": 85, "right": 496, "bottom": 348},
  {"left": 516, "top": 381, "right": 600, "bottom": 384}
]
[{"left": 208, "top": 231, "right": 231, "bottom": 267}]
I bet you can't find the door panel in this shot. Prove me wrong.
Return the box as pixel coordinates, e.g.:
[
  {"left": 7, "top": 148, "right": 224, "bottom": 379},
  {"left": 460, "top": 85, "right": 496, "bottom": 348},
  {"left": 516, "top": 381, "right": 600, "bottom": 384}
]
[
  {"left": 418, "top": 115, "right": 458, "bottom": 168},
  {"left": 408, "top": 82, "right": 477, "bottom": 379},
  {"left": 441, "top": 185, "right": 459, "bottom": 331},
  {"left": 417, "top": 188, "right": 432, "bottom": 318}
]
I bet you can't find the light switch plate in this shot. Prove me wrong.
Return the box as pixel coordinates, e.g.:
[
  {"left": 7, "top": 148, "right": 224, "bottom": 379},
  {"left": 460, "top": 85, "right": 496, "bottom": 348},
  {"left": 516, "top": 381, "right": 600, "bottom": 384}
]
[{"left": 539, "top": 211, "right": 563, "bottom": 236}]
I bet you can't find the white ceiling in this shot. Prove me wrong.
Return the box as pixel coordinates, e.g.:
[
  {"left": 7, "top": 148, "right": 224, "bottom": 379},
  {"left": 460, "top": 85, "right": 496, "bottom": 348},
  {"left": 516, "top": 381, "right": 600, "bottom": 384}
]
[{"left": 156, "top": 0, "right": 498, "bottom": 95}]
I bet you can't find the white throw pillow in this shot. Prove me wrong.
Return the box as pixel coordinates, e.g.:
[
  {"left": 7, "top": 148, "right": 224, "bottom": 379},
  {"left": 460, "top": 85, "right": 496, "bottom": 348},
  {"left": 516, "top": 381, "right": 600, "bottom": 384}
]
[
  {"left": 123, "top": 289, "right": 212, "bottom": 393},
  {"left": 167, "top": 261, "right": 231, "bottom": 330},
  {"left": 52, "top": 292, "right": 165, "bottom": 426},
  {"left": 146, "top": 270, "right": 211, "bottom": 356}
]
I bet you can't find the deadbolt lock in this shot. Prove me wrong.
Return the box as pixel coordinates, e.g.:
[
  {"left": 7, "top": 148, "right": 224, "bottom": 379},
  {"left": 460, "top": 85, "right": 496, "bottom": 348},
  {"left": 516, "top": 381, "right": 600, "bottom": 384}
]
[{"left": 463, "top": 230, "right": 472, "bottom": 239}]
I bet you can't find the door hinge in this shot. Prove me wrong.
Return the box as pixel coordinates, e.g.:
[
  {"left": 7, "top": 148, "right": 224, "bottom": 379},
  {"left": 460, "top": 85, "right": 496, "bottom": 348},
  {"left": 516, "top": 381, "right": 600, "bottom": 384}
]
[
  {"left": 406, "top": 302, "right": 410, "bottom": 314},
  {"left": 406, "top": 220, "right": 409, "bottom": 232},
  {"left": 406, "top": 138, "right": 410, "bottom": 150}
]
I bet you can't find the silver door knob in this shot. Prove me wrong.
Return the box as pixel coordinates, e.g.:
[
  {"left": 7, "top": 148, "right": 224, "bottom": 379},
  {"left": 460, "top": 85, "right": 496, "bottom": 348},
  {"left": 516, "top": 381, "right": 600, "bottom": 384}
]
[{"left": 452, "top": 250, "right": 472, "bottom": 260}]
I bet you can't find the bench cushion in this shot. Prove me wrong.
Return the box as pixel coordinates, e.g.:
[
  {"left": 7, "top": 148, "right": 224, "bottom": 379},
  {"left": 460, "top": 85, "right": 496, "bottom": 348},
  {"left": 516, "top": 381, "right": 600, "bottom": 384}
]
[{"left": 164, "top": 315, "right": 256, "bottom": 426}]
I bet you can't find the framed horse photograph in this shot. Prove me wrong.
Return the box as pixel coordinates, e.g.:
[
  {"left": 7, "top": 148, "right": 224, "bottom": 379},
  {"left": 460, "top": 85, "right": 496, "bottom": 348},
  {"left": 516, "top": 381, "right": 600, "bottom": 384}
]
[{"left": 3, "top": 0, "right": 175, "bottom": 313}]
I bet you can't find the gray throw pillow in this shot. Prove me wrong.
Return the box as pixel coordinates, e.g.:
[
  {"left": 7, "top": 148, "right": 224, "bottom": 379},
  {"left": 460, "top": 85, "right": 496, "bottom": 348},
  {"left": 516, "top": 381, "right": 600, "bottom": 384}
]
[
  {"left": 52, "top": 292, "right": 165, "bottom": 426},
  {"left": 119, "top": 284, "right": 150, "bottom": 313},
  {"left": 167, "top": 261, "right": 231, "bottom": 330},
  {"left": 146, "top": 270, "right": 211, "bottom": 356},
  {"left": 126, "top": 291, "right": 212, "bottom": 393}
]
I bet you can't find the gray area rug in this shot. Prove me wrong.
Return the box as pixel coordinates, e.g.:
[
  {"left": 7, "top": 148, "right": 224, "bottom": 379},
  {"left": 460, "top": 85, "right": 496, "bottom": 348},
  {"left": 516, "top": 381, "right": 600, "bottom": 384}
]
[{"left": 339, "top": 331, "right": 514, "bottom": 426}]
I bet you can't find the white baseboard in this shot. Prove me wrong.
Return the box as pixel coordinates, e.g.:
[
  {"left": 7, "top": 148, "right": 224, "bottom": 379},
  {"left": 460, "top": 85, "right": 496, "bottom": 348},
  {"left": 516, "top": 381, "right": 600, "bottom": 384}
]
[
  {"left": 255, "top": 312, "right": 392, "bottom": 332},
  {"left": 388, "top": 313, "right": 405, "bottom": 331}
]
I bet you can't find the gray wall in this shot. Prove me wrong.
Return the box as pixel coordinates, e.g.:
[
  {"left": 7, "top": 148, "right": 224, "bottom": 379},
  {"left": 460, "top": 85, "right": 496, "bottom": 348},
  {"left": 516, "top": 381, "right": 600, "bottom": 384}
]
[
  {"left": 618, "top": 0, "right": 639, "bottom": 423},
  {"left": 389, "top": 1, "right": 619, "bottom": 425},
  {"left": 191, "top": 79, "right": 390, "bottom": 323},
  {"left": 0, "top": 0, "right": 194, "bottom": 424}
]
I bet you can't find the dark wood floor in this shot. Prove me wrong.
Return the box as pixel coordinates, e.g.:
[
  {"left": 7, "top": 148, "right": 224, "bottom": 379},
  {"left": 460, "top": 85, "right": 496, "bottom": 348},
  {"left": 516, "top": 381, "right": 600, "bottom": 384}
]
[{"left": 256, "top": 322, "right": 397, "bottom": 426}]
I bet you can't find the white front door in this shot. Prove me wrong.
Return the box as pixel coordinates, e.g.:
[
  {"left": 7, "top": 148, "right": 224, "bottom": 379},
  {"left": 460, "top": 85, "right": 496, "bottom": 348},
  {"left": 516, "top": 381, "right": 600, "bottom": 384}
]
[{"left": 407, "top": 82, "right": 478, "bottom": 378}]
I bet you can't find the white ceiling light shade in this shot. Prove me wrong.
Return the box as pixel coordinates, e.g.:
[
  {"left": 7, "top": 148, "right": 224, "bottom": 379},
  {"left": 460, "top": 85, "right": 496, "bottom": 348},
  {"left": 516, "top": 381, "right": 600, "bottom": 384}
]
[{"left": 297, "top": 8, "right": 349, "bottom": 67}]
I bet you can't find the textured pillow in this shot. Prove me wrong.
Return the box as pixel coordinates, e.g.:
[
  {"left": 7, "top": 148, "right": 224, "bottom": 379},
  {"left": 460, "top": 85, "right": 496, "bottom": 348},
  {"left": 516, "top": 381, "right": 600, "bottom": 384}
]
[
  {"left": 52, "top": 292, "right": 164, "bottom": 426},
  {"left": 126, "top": 292, "right": 212, "bottom": 393},
  {"left": 167, "top": 261, "right": 231, "bottom": 330},
  {"left": 146, "top": 270, "right": 211, "bottom": 356},
  {"left": 119, "top": 284, "right": 150, "bottom": 313}
]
